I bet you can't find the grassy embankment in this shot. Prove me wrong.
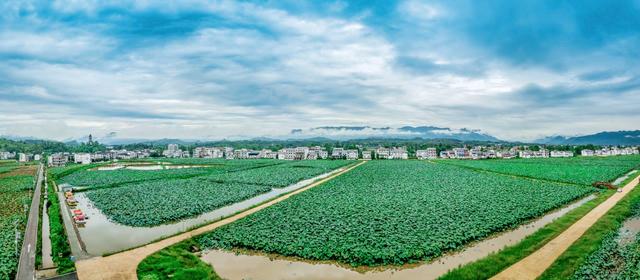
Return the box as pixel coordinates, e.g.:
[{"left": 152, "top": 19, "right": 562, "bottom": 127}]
[{"left": 137, "top": 239, "right": 220, "bottom": 280}]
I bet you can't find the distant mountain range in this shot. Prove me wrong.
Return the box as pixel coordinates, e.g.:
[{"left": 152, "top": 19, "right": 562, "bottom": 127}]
[
  {"left": 534, "top": 130, "right": 640, "bottom": 145},
  {"left": 288, "top": 126, "right": 500, "bottom": 142}
]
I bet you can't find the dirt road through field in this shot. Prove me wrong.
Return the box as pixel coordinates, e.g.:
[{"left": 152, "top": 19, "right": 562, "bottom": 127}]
[
  {"left": 492, "top": 175, "right": 640, "bottom": 280},
  {"left": 75, "top": 161, "right": 366, "bottom": 280}
]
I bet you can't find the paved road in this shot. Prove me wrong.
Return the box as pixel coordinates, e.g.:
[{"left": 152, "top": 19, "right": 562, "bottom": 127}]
[
  {"left": 16, "top": 163, "right": 44, "bottom": 280},
  {"left": 492, "top": 174, "right": 640, "bottom": 280},
  {"left": 75, "top": 161, "right": 366, "bottom": 280}
]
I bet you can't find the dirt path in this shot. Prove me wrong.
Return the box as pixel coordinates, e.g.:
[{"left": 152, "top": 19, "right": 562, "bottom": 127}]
[
  {"left": 75, "top": 161, "right": 366, "bottom": 280},
  {"left": 492, "top": 175, "right": 640, "bottom": 280}
]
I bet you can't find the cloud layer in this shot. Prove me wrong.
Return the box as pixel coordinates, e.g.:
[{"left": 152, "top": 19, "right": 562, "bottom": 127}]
[{"left": 1, "top": 0, "right": 639, "bottom": 141}]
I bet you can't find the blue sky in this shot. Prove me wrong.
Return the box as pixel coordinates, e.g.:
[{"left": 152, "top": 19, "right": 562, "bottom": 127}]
[{"left": 1, "top": 0, "right": 639, "bottom": 141}]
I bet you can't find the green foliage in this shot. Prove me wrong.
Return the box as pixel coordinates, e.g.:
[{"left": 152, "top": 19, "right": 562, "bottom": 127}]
[
  {"left": 137, "top": 240, "right": 220, "bottom": 280},
  {"left": 85, "top": 160, "right": 349, "bottom": 227},
  {"left": 203, "top": 160, "right": 350, "bottom": 187},
  {"left": 58, "top": 160, "right": 283, "bottom": 189},
  {"left": 439, "top": 190, "right": 614, "bottom": 280},
  {"left": 60, "top": 168, "right": 218, "bottom": 189},
  {"left": 0, "top": 173, "right": 34, "bottom": 279},
  {"left": 47, "top": 179, "right": 75, "bottom": 274},
  {"left": 87, "top": 179, "right": 272, "bottom": 227},
  {"left": 197, "top": 161, "right": 594, "bottom": 266},
  {"left": 441, "top": 155, "right": 640, "bottom": 185}
]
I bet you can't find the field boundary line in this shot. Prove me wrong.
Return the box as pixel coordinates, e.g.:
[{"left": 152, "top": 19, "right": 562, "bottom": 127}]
[
  {"left": 75, "top": 160, "right": 366, "bottom": 280},
  {"left": 491, "top": 173, "right": 640, "bottom": 280}
]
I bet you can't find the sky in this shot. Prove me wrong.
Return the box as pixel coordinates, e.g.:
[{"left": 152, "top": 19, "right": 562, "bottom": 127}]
[{"left": 1, "top": 0, "right": 639, "bottom": 141}]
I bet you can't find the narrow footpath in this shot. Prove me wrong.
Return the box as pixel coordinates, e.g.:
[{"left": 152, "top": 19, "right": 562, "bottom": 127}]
[
  {"left": 75, "top": 161, "right": 366, "bottom": 280},
  {"left": 492, "top": 174, "right": 640, "bottom": 280}
]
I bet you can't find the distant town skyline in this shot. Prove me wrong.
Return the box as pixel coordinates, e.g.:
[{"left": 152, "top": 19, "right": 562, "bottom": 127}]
[{"left": 1, "top": 1, "right": 639, "bottom": 141}]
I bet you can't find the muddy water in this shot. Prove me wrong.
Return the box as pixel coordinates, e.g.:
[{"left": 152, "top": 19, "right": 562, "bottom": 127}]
[
  {"left": 73, "top": 167, "right": 348, "bottom": 256},
  {"left": 617, "top": 217, "right": 640, "bottom": 246},
  {"left": 614, "top": 170, "right": 638, "bottom": 186},
  {"left": 202, "top": 194, "right": 597, "bottom": 280}
]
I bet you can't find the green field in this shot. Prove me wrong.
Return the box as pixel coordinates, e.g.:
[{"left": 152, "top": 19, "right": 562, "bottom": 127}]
[
  {"left": 197, "top": 160, "right": 594, "bottom": 266},
  {"left": 439, "top": 155, "right": 640, "bottom": 185},
  {"left": 57, "top": 160, "right": 281, "bottom": 189},
  {"left": 202, "top": 160, "right": 351, "bottom": 187},
  {"left": 74, "top": 159, "right": 350, "bottom": 227},
  {"left": 0, "top": 170, "right": 35, "bottom": 279}
]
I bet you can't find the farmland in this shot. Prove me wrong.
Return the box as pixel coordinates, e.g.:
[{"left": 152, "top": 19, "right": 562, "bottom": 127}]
[
  {"left": 197, "top": 160, "right": 594, "bottom": 266},
  {"left": 71, "top": 160, "right": 351, "bottom": 227},
  {"left": 87, "top": 180, "right": 273, "bottom": 227},
  {"left": 440, "top": 155, "right": 640, "bottom": 185},
  {"left": 203, "top": 160, "right": 351, "bottom": 187},
  {"left": 57, "top": 160, "right": 281, "bottom": 189},
  {"left": 0, "top": 169, "right": 35, "bottom": 279}
]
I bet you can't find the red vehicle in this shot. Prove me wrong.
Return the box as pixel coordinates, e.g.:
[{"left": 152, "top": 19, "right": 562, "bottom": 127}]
[{"left": 73, "top": 209, "right": 83, "bottom": 216}]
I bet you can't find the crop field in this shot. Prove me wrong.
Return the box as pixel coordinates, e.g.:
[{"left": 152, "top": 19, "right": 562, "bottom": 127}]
[
  {"left": 80, "top": 160, "right": 350, "bottom": 226},
  {"left": 87, "top": 179, "right": 273, "bottom": 227},
  {"left": 58, "top": 159, "right": 282, "bottom": 189},
  {"left": 203, "top": 160, "right": 351, "bottom": 187},
  {"left": 440, "top": 155, "right": 640, "bottom": 185},
  {"left": 0, "top": 170, "right": 35, "bottom": 279},
  {"left": 197, "top": 160, "right": 595, "bottom": 266}
]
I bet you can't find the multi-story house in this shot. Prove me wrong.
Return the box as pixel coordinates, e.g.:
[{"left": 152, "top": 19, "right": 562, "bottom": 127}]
[
  {"left": 581, "top": 149, "right": 595, "bottom": 156},
  {"left": 550, "top": 151, "right": 574, "bottom": 158},
  {"left": 73, "top": 153, "right": 92, "bottom": 164}
]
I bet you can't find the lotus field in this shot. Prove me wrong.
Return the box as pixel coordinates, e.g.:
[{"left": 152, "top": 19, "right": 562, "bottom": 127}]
[
  {"left": 58, "top": 159, "right": 281, "bottom": 189},
  {"left": 0, "top": 172, "right": 35, "bottom": 279},
  {"left": 87, "top": 179, "right": 273, "bottom": 226},
  {"left": 198, "top": 160, "right": 595, "bottom": 266},
  {"left": 441, "top": 155, "right": 640, "bottom": 185},
  {"left": 203, "top": 160, "right": 351, "bottom": 187},
  {"left": 79, "top": 159, "right": 351, "bottom": 226}
]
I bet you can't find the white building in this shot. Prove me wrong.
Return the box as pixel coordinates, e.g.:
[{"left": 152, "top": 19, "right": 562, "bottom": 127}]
[
  {"left": 193, "top": 147, "right": 224, "bottom": 158},
  {"left": 163, "top": 144, "right": 185, "bottom": 158},
  {"left": 416, "top": 148, "right": 438, "bottom": 160},
  {"left": 453, "top": 148, "right": 469, "bottom": 159},
  {"left": 362, "top": 150, "right": 373, "bottom": 160},
  {"left": 519, "top": 149, "right": 549, "bottom": 159},
  {"left": 389, "top": 147, "right": 408, "bottom": 159},
  {"left": 33, "top": 154, "right": 42, "bottom": 161},
  {"left": 331, "top": 148, "right": 345, "bottom": 159},
  {"left": 550, "top": 151, "right": 574, "bottom": 158},
  {"left": 345, "top": 149, "right": 358, "bottom": 160},
  {"left": 259, "top": 149, "right": 278, "bottom": 159},
  {"left": 0, "top": 151, "right": 15, "bottom": 160},
  {"left": 18, "top": 153, "right": 29, "bottom": 162},
  {"left": 48, "top": 153, "right": 69, "bottom": 167},
  {"left": 73, "top": 153, "right": 92, "bottom": 164},
  {"left": 581, "top": 149, "right": 594, "bottom": 156}
]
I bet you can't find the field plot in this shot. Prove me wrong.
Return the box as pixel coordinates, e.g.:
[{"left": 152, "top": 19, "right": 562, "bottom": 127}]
[
  {"left": 203, "top": 160, "right": 351, "bottom": 187},
  {"left": 58, "top": 159, "right": 281, "bottom": 189},
  {"left": 87, "top": 180, "right": 273, "bottom": 227},
  {"left": 79, "top": 160, "right": 350, "bottom": 227},
  {"left": 197, "top": 160, "right": 594, "bottom": 267},
  {"left": 0, "top": 169, "right": 35, "bottom": 279},
  {"left": 441, "top": 155, "right": 640, "bottom": 185}
]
